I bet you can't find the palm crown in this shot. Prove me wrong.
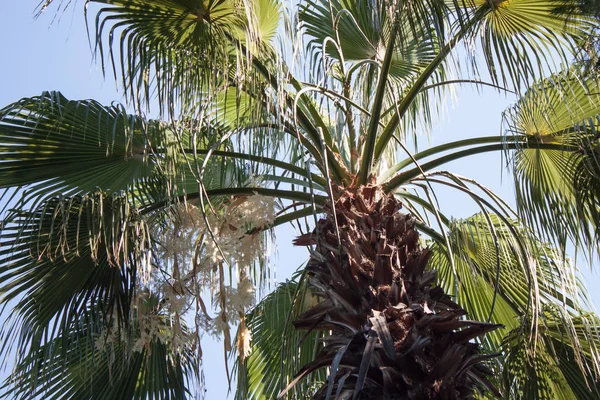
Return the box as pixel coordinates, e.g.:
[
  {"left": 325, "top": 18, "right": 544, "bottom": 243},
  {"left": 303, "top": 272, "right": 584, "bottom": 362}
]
[{"left": 1, "top": 0, "right": 600, "bottom": 398}]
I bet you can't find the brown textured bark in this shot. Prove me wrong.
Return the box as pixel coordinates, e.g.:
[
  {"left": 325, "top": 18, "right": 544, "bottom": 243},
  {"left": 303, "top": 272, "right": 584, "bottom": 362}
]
[{"left": 290, "top": 185, "right": 501, "bottom": 399}]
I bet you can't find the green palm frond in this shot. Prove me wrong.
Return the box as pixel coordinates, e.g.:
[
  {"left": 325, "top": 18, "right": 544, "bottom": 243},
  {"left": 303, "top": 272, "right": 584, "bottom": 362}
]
[
  {"left": 235, "top": 272, "right": 325, "bottom": 400},
  {"left": 1, "top": 295, "right": 199, "bottom": 400},
  {"left": 0, "top": 192, "right": 150, "bottom": 361},
  {"left": 0, "top": 92, "right": 156, "bottom": 210},
  {"left": 504, "top": 69, "right": 600, "bottom": 254},
  {"left": 461, "top": 0, "right": 595, "bottom": 89},
  {"left": 502, "top": 309, "right": 600, "bottom": 400},
  {"left": 87, "top": 0, "right": 281, "bottom": 113},
  {"left": 299, "top": 0, "right": 442, "bottom": 79},
  {"left": 0, "top": 92, "right": 307, "bottom": 214},
  {"left": 429, "top": 213, "right": 600, "bottom": 397}
]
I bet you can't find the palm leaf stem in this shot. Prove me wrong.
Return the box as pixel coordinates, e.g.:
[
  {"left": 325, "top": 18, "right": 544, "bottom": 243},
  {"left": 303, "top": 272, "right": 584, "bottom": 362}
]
[
  {"left": 139, "top": 188, "right": 327, "bottom": 215},
  {"left": 395, "top": 190, "right": 451, "bottom": 226},
  {"left": 419, "top": 79, "right": 517, "bottom": 95},
  {"left": 177, "top": 148, "right": 327, "bottom": 187},
  {"left": 273, "top": 206, "right": 318, "bottom": 227},
  {"left": 383, "top": 142, "right": 581, "bottom": 192},
  {"left": 379, "top": 79, "right": 516, "bottom": 119},
  {"left": 295, "top": 82, "right": 374, "bottom": 121},
  {"left": 373, "top": 19, "right": 477, "bottom": 163},
  {"left": 358, "top": 20, "right": 399, "bottom": 184},
  {"left": 287, "top": 72, "right": 342, "bottom": 149},
  {"left": 344, "top": 81, "right": 358, "bottom": 175},
  {"left": 414, "top": 220, "right": 446, "bottom": 243},
  {"left": 290, "top": 90, "right": 349, "bottom": 184},
  {"left": 223, "top": 31, "right": 347, "bottom": 183},
  {"left": 381, "top": 135, "right": 509, "bottom": 181}
]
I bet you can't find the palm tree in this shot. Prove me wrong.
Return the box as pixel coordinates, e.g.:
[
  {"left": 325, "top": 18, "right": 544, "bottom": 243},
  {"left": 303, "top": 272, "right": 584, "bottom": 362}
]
[{"left": 1, "top": 0, "right": 600, "bottom": 398}]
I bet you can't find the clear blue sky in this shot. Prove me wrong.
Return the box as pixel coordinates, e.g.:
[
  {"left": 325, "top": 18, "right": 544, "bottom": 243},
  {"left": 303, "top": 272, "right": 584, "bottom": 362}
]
[{"left": 0, "top": 2, "right": 599, "bottom": 399}]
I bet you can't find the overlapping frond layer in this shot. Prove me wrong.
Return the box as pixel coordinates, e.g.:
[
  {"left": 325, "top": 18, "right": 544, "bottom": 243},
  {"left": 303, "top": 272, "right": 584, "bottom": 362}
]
[
  {"left": 0, "top": 92, "right": 269, "bottom": 215},
  {"left": 430, "top": 214, "right": 600, "bottom": 397},
  {"left": 502, "top": 309, "right": 600, "bottom": 399},
  {"left": 1, "top": 298, "right": 199, "bottom": 400},
  {"left": 298, "top": 0, "right": 448, "bottom": 174},
  {"left": 463, "top": 0, "right": 596, "bottom": 89},
  {"left": 504, "top": 70, "right": 600, "bottom": 253},
  {"left": 0, "top": 193, "right": 150, "bottom": 356},
  {"left": 0, "top": 91, "right": 286, "bottom": 399},
  {"left": 0, "top": 92, "right": 155, "bottom": 208},
  {"left": 235, "top": 275, "right": 327, "bottom": 400},
  {"left": 88, "top": 0, "right": 281, "bottom": 113},
  {"left": 299, "top": 0, "right": 441, "bottom": 80}
]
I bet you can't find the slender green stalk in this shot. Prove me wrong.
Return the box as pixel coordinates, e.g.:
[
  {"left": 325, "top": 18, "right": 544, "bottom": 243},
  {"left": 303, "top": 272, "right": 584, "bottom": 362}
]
[
  {"left": 380, "top": 136, "right": 509, "bottom": 181},
  {"left": 358, "top": 21, "right": 399, "bottom": 184},
  {"left": 224, "top": 31, "right": 347, "bottom": 183},
  {"left": 373, "top": 21, "right": 476, "bottom": 163},
  {"left": 181, "top": 148, "right": 327, "bottom": 187},
  {"left": 395, "top": 190, "right": 451, "bottom": 226},
  {"left": 383, "top": 142, "right": 581, "bottom": 192},
  {"left": 289, "top": 76, "right": 350, "bottom": 184},
  {"left": 140, "top": 188, "right": 327, "bottom": 215}
]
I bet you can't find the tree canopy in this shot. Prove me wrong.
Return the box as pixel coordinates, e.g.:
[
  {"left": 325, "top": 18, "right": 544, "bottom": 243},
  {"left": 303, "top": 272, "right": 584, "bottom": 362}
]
[{"left": 0, "top": 0, "right": 600, "bottom": 398}]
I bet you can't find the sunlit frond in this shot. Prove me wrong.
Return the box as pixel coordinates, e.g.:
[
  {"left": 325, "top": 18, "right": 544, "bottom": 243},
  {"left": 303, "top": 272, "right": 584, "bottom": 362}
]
[
  {"left": 0, "top": 92, "right": 156, "bottom": 210},
  {"left": 504, "top": 68, "right": 600, "bottom": 255},
  {"left": 299, "top": 0, "right": 442, "bottom": 77},
  {"left": 87, "top": 0, "right": 281, "bottom": 114},
  {"left": 235, "top": 273, "right": 326, "bottom": 400},
  {"left": 461, "top": 0, "right": 596, "bottom": 89},
  {"left": 502, "top": 309, "right": 600, "bottom": 399},
  {"left": 429, "top": 214, "right": 600, "bottom": 396}
]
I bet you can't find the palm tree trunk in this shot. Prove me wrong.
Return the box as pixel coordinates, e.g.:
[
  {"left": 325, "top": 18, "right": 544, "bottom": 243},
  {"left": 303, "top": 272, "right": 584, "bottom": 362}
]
[{"left": 291, "top": 185, "right": 501, "bottom": 399}]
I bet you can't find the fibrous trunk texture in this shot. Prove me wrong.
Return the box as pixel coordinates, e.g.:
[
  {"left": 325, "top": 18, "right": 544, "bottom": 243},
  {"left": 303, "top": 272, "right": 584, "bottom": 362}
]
[{"left": 291, "top": 185, "right": 501, "bottom": 399}]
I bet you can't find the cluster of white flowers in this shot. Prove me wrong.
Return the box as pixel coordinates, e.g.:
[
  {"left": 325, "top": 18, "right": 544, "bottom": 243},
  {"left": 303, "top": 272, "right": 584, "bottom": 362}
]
[
  {"left": 136, "top": 194, "right": 276, "bottom": 356},
  {"left": 93, "top": 295, "right": 193, "bottom": 355},
  {"left": 132, "top": 313, "right": 171, "bottom": 352},
  {"left": 209, "top": 276, "right": 257, "bottom": 335},
  {"left": 237, "top": 322, "right": 252, "bottom": 361},
  {"left": 159, "top": 195, "right": 276, "bottom": 270}
]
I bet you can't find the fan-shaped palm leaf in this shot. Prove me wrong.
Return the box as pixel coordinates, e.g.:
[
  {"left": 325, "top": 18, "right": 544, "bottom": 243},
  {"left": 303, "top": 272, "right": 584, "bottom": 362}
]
[
  {"left": 0, "top": 192, "right": 150, "bottom": 367},
  {"left": 459, "top": 0, "right": 595, "bottom": 89},
  {"left": 87, "top": 0, "right": 281, "bottom": 113},
  {"left": 299, "top": 0, "right": 442, "bottom": 80},
  {"left": 1, "top": 295, "right": 199, "bottom": 400},
  {"left": 0, "top": 92, "right": 157, "bottom": 210},
  {"left": 235, "top": 272, "right": 326, "bottom": 400},
  {"left": 430, "top": 213, "right": 600, "bottom": 397},
  {"left": 504, "top": 69, "right": 600, "bottom": 254}
]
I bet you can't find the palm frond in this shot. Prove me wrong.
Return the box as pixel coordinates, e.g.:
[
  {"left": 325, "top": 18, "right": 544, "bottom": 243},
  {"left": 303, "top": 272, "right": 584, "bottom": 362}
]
[
  {"left": 502, "top": 309, "right": 600, "bottom": 399},
  {"left": 0, "top": 192, "right": 151, "bottom": 363},
  {"left": 0, "top": 92, "right": 157, "bottom": 211},
  {"left": 504, "top": 68, "right": 600, "bottom": 255},
  {"left": 299, "top": 0, "right": 443, "bottom": 79},
  {"left": 87, "top": 0, "right": 281, "bottom": 114},
  {"left": 460, "top": 0, "right": 595, "bottom": 89},
  {"left": 235, "top": 272, "right": 326, "bottom": 400},
  {"left": 1, "top": 295, "right": 200, "bottom": 400},
  {"left": 429, "top": 213, "right": 600, "bottom": 397}
]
